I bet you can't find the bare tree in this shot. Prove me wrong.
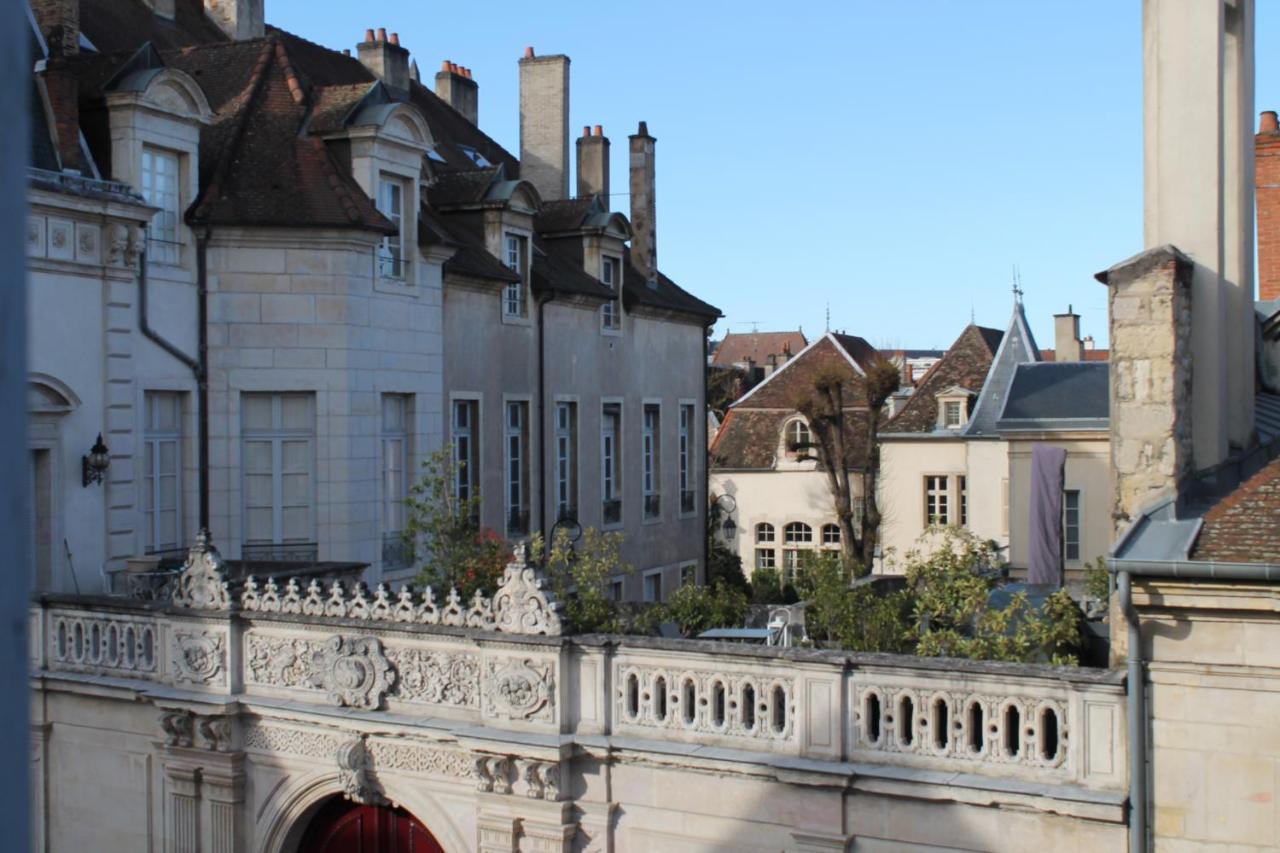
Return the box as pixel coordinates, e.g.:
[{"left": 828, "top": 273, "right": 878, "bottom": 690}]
[{"left": 794, "top": 359, "right": 900, "bottom": 577}]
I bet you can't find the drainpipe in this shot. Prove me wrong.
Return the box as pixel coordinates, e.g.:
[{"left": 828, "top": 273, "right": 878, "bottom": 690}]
[
  {"left": 136, "top": 237, "right": 209, "bottom": 533},
  {"left": 1116, "top": 570, "right": 1146, "bottom": 853},
  {"left": 536, "top": 289, "right": 554, "bottom": 550}
]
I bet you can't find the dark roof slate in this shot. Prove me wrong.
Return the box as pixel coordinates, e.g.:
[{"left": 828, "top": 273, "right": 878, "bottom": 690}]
[
  {"left": 885, "top": 324, "right": 1003, "bottom": 434},
  {"left": 80, "top": 0, "right": 226, "bottom": 54},
  {"left": 997, "top": 362, "right": 1110, "bottom": 428}
]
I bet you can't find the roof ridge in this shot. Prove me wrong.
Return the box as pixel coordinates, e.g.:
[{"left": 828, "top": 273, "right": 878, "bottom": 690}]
[{"left": 190, "top": 38, "right": 278, "bottom": 223}]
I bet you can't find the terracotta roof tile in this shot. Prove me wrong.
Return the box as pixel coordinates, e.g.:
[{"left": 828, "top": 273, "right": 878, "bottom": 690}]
[
  {"left": 1190, "top": 457, "right": 1280, "bottom": 564},
  {"left": 886, "top": 324, "right": 1003, "bottom": 433},
  {"left": 712, "top": 331, "right": 808, "bottom": 368}
]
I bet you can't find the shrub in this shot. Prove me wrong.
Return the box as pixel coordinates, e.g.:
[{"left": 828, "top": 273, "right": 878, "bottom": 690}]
[
  {"left": 664, "top": 581, "right": 749, "bottom": 638},
  {"left": 536, "top": 527, "right": 632, "bottom": 634}
]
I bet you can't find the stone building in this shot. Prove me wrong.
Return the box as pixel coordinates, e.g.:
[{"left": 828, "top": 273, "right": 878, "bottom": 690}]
[{"left": 23, "top": 0, "right": 717, "bottom": 598}]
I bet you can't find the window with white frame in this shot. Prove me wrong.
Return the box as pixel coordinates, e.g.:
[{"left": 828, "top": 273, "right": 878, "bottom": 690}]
[
  {"left": 943, "top": 400, "right": 963, "bottom": 428},
  {"left": 853, "top": 497, "right": 865, "bottom": 531},
  {"left": 756, "top": 548, "right": 776, "bottom": 569},
  {"left": 555, "top": 402, "right": 577, "bottom": 521},
  {"left": 143, "top": 391, "right": 183, "bottom": 552},
  {"left": 381, "top": 394, "right": 411, "bottom": 569},
  {"left": 782, "top": 549, "right": 801, "bottom": 585},
  {"left": 756, "top": 522, "right": 775, "bottom": 543},
  {"left": 1064, "top": 490, "right": 1081, "bottom": 561},
  {"left": 601, "top": 256, "right": 621, "bottom": 331},
  {"left": 242, "top": 393, "right": 316, "bottom": 556},
  {"left": 601, "top": 402, "right": 622, "bottom": 525},
  {"left": 141, "top": 147, "right": 181, "bottom": 264},
  {"left": 505, "top": 401, "right": 530, "bottom": 536},
  {"left": 503, "top": 233, "right": 527, "bottom": 318},
  {"left": 784, "top": 522, "right": 812, "bottom": 544},
  {"left": 377, "top": 175, "right": 406, "bottom": 280},
  {"left": 452, "top": 399, "right": 479, "bottom": 510},
  {"left": 821, "top": 523, "right": 841, "bottom": 546},
  {"left": 643, "top": 569, "right": 663, "bottom": 603},
  {"left": 924, "top": 475, "right": 950, "bottom": 525},
  {"left": 642, "top": 404, "right": 661, "bottom": 518},
  {"left": 679, "top": 403, "right": 695, "bottom": 514},
  {"left": 786, "top": 418, "right": 811, "bottom": 455}
]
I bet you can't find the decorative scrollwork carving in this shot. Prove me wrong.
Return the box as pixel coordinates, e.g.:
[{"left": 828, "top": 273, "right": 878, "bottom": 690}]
[
  {"left": 491, "top": 543, "right": 562, "bottom": 636},
  {"left": 170, "top": 530, "right": 231, "bottom": 610},
  {"left": 484, "top": 657, "right": 554, "bottom": 722},
  {"left": 172, "top": 630, "right": 225, "bottom": 685},
  {"left": 307, "top": 635, "right": 396, "bottom": 710},
  {"left": 336, "top": 735, "right": 385, "bottom": 805}
]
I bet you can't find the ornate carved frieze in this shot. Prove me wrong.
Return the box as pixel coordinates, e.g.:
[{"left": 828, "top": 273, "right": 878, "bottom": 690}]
[
  {"left": 48, "top": 610, "right": 159, "bottom": 679},
  {"left": 366, "top": 740, "right": 473, "bottom": 779},
  {"left": 243, "top": 722, "right": 341, "bottom": 760},
  {"left": 245, "top": 633, "right": 394, "bottom": 710},
  {"left": 171, "top": 531, "right": 232, "bottom": 611},
  {"left": 240, "top": 544, "right": 562, "bottom": 636},
  {"left": 171, "top": 630, "right": 226, "bottom": 685},
  {"left": 384, "top": 647, "right": 479, "bottom": 708},
  {"left": 483, "top": 657, "right": 555, "bottom": 722}
]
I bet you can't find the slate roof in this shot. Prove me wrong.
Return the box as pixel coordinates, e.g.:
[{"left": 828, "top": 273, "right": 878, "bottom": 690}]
[
  {"left": 1190, "top": 457, "right": 1280, "bottom": 563},
  {"left": 996, "top": 362, "right": 1110, "bottom": 431},
  {"left": 712, "top": 331, "right": 808, "bottom": 368},
  {"left": 964, "top": 301, "right": 1041, "bottom": 436},
  {"left": 884, "top": 324, "right": 1003, "bottom": 434}
]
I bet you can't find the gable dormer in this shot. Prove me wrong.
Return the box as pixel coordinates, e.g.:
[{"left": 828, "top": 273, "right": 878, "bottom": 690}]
[{"left": 934, "top": 385, "right": 976, "bottom": 431}]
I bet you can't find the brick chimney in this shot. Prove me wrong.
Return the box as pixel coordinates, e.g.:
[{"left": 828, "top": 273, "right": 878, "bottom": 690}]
[
  {"left": 576, "top": 124, "right": 609, "bottom": 201},
  {"left": 519, "top": 48, "right": 570, "bottom": 201},
  {"left": 435, "top": 60, "right": 478, "bottom": 125},
  {"left": 629, "top": 120, "right": 657, "bottom": 282},
  {"left": 1257, "top": 110, "right": 1280, "bottom": 302},
  {"left": 358, "top": 28, "right": 410, "bottom": 91},
  {"left": 31, "top": 0, "right": 83, "bottom": 172},
  {"left": 1096, "top": 246, "right": 1195, "bottom": 529},
  {"left": 202, "top": 0, "right": 264, "bottom": 41},
  {"left": 1053, "top": 305, "right": 1084, "bottom": 362}
]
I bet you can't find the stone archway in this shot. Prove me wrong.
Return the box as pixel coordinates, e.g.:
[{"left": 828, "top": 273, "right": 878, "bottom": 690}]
[{"left": 295, "top": 795, "right": 444, "bottom": 852}]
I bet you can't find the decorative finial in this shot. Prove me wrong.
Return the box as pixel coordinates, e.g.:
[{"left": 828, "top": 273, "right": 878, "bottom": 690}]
[{"left": 1011, "top": 265, "right": 1023, "bottom": 303}]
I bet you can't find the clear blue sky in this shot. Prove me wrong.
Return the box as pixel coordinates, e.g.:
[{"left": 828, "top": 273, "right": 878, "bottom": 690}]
[{"left": 270, "top": 1, "right": 1280, "bottom": 350}]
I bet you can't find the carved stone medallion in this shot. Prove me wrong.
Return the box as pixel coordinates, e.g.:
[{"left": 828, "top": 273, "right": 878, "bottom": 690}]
[
  {"left": 307, "top": 635, "right": 395, "bottom": 710},
  {"left": 172, "top": 631, "right": 225, "bottom": 684},
  {"left": 483, "top": 658, "right": 554, "bottom": 722}
]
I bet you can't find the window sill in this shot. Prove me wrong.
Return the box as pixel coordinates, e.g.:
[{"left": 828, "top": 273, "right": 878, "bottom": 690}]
[
  {"left": 642, "top": 515, "right": 663, "bottom": 526},
  {"left": 374, "top": 276, "right": 418, "bottom": 298},
  {"left": 600, "top": 326, "right": 623, "bottom": 338},
  {"left": 501, "top": 313, "right": 533, "bottom": 327}
]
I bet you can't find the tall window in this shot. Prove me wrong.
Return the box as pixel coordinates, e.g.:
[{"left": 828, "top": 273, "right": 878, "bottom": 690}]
[
  {"left": 784, "top": 522, "right": 812, "bottom": 544},
  {"left": 381, "top": 394, "right": 411, "bottom": 569},
  {"left": 452, "top": 400, "right": 479, "bottom": 507},
  {"left": 555, "top": 402, "right": 577, "bottom": 521},
  {"left": 925, "top": 475, "right": 950, "bottom": 525},
  {"left": 601, "top": 256, "right": 621, "bottom": 331},
  {"left": 143, "top": 392, "right": 183, "bottom": 552},
  {"left": 503, "top": 233, "right": 527, "bottom": 317},
  {"left": 853, "top": 497, "right": 866, "bottom": 531},
  {"left": 601, "top": 402, "right": 622, "bottom": 524},
  {"left": 642, "top": 404, "right": 661, "bottom": 519},
  {"left": 505, "top": 401, "right": 530, "bottom": 536},
  {"left": 643, "top": 570, "right": 662, "bottom": 603},
  {"left": 242, "top": 393, "right": 315, "bottom": 557},
  {"left": 377, "top": 175, "right": 406, "bottom": 279},
  {"left": 1064, "top": 490, "right": 1081, "bottom": 561},
  {"left": 141, "top": 147, "right": 180, "bottom": 264},
  {"left": 782, "top": 549, "right": 802, "bottom": 586},
  {"left": 679, "top": 403, "right": 695, "bottom": 514}
]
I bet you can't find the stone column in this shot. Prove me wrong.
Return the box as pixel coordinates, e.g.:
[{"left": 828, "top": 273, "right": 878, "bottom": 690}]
[
  {"left": 201, "top": 753, "right": 243, "bottom": 853},
  {"left": 163, "top": 762, "right": 201, "bottom": 853},
  {"left": 477, "top": 811, "right": 519, "bottom": 853}
]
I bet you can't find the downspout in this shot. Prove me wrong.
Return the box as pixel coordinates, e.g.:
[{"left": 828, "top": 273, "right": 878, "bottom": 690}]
[
  {"left": 537, "top": 289, "right": 554, "bottom": 549},
  {"left": 1117, "top": 570, "right": 1146, "bottom": 853},
  {"left": 136, "top": 237, "right": 209, "bottom": 533}
]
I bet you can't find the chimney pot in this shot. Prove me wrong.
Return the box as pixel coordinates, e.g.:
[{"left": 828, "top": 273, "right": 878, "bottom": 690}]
[
  {"left": 343, "top": 49, "right": 351, "bottom": 56},
  {"left": 436, "top": 56, "right": 479, "bottom": 124},
  {"left": 449, "top": 62, "right": 458, "bottom": 73},
  {"left": 1262, "top": 110, "right": 1279, "bottom": 134},
  {"left": 389, "top": 32, "right": 399, "bottom": 46},
  {"left": 519, "top": 51, "right": 571, "bottom": 200},
  {"left": 594, "top": 124, "right": 603, "bottom": 137},
  {"left": 462, "top": 67, "right": 471, "bottom": 78},
  {"left": 583, "top": 125, "right": 592, "bottom": 138},
  {"left": 376, "top": 27, "right": 387, "bottom": 42},
  {"left": 637, "top": 120, "right": 649, "bottom": 136},
  {"left": 441, "top": 59, "right": 451, "bottom": 71},
  {"left": 359, "top": 27, "right": 410, "bottom": 89},
  {"left": 364, "top": 28, "right": 375, "bottom": 42},
  {"left": 524, "top": 46, "right": 535, "bottom": 58}
]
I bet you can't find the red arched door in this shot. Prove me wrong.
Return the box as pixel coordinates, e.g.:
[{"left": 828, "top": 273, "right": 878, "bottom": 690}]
[{"left": 297, "top": 796, "right": 444, "bottom": 853}]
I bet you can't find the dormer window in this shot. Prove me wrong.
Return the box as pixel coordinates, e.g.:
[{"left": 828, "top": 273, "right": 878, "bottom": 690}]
[
  {"left": 601, "top": 256, "right": 621, "bottom": 331},
  {"left": 943, "top": 400, "right": 962, "bottom": 428},
  {"left": 934, "top": 386, "right": 975, "bottom": 431},
  {"left": 503, "top": 233, "right": 528, "bottom": 318},
  {"left": 377, "top": 175, "right": 406, "bottom": 280},
  {"left": 783, "top": 417, "right": 812, "bottom": 459},
  {"left": 141, "top": 147, "right": 181, "bottom": 264}
]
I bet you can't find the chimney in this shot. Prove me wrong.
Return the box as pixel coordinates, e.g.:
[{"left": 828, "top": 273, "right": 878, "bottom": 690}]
[
  {"left": 576, "top": 124, "right": 609, "bottom": 201},
  {"left": 31, "top": 0, "right": 83, "bottom": 172},
  {"left": 435, "top": 59, "right": 479, "bottom": 126},
  {"left": 518, "top": 48, "right": 570, "bottom": 201},
  {"left": 1258, "top": 110, "right": 1280, "bottom": 301},
  {"left": 31, "top": 0, "right": 79, "bottom": 57},
  {"left": 1096, "top": 246, "right": 1195, "bottom": 530},
  {"left": 202, "top": 0, "right": 264, "bottom": 41},
  {"left": 358, "top": 27, "right": 410, "bottom": 91},
  {"left": 629, "top": 120, "right": 657, "bottom": 282},
  {"left": 1052, "top": 305, "right": 1084, "bottom": 362}
]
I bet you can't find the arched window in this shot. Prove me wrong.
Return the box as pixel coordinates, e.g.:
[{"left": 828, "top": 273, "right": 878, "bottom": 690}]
[
  {"left": 784, "top": 522, "right": 812, "bottom": 544},
  {"left": 821, "top": 523, "right": 841, "bottom": 546},
  {"left": 784, "top": 418, "right": 811, "bottom": 454},
  {"left": 756, "top": 523, "right": 775, "bottom": 543}
]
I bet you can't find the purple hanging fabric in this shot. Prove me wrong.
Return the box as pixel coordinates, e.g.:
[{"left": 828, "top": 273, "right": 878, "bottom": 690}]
[{"left": 1028, "top": 444, "right": 1067, "bottom": 586}]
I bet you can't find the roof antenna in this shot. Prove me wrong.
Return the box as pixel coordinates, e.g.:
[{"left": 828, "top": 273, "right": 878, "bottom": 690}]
[
  {"left": 970, "top": 298, "right": 975, "bottom": 325},
  {"left": 825, "top": 301, "right": 830, "bottom": 333},
  {"left": 1011, "top": 265, "right": 1024, "bottom": 304}
]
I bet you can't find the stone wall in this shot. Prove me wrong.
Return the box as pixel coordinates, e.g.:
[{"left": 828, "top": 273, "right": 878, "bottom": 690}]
[{"left": 1098, "top": 245, "right": 1194, "bottom": 529}]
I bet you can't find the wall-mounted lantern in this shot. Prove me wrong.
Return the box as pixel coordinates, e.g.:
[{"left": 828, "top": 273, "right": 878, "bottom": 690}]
[{"left": 82, "top": 433, "right": 110, "bottom": 487}]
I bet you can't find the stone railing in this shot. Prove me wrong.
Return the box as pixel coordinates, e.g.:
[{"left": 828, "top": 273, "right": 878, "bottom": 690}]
[{"left": 30, "top": 535, "right": 1127, "bottom": 799}]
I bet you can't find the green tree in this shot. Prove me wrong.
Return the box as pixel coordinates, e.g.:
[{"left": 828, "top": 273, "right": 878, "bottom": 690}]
[
  {"left": 795, "top": 551, "right": 912, "bottom": 653},
  {"left": 664, "top": 581, "right": 749, "bottom": 638},
  {"left": 406, "top": 446, "right": 508, "bottom": 601},
  {"left": 706, "top": 498, "right": 749, "bottom": 593},
  {"left": 535, "top": 526, "right": 632, "bottom": 634}
]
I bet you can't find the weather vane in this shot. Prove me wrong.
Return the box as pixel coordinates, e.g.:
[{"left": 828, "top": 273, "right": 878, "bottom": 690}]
[{"left": 1011, "top": 265, "right": 1024, "bottom": 303}]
